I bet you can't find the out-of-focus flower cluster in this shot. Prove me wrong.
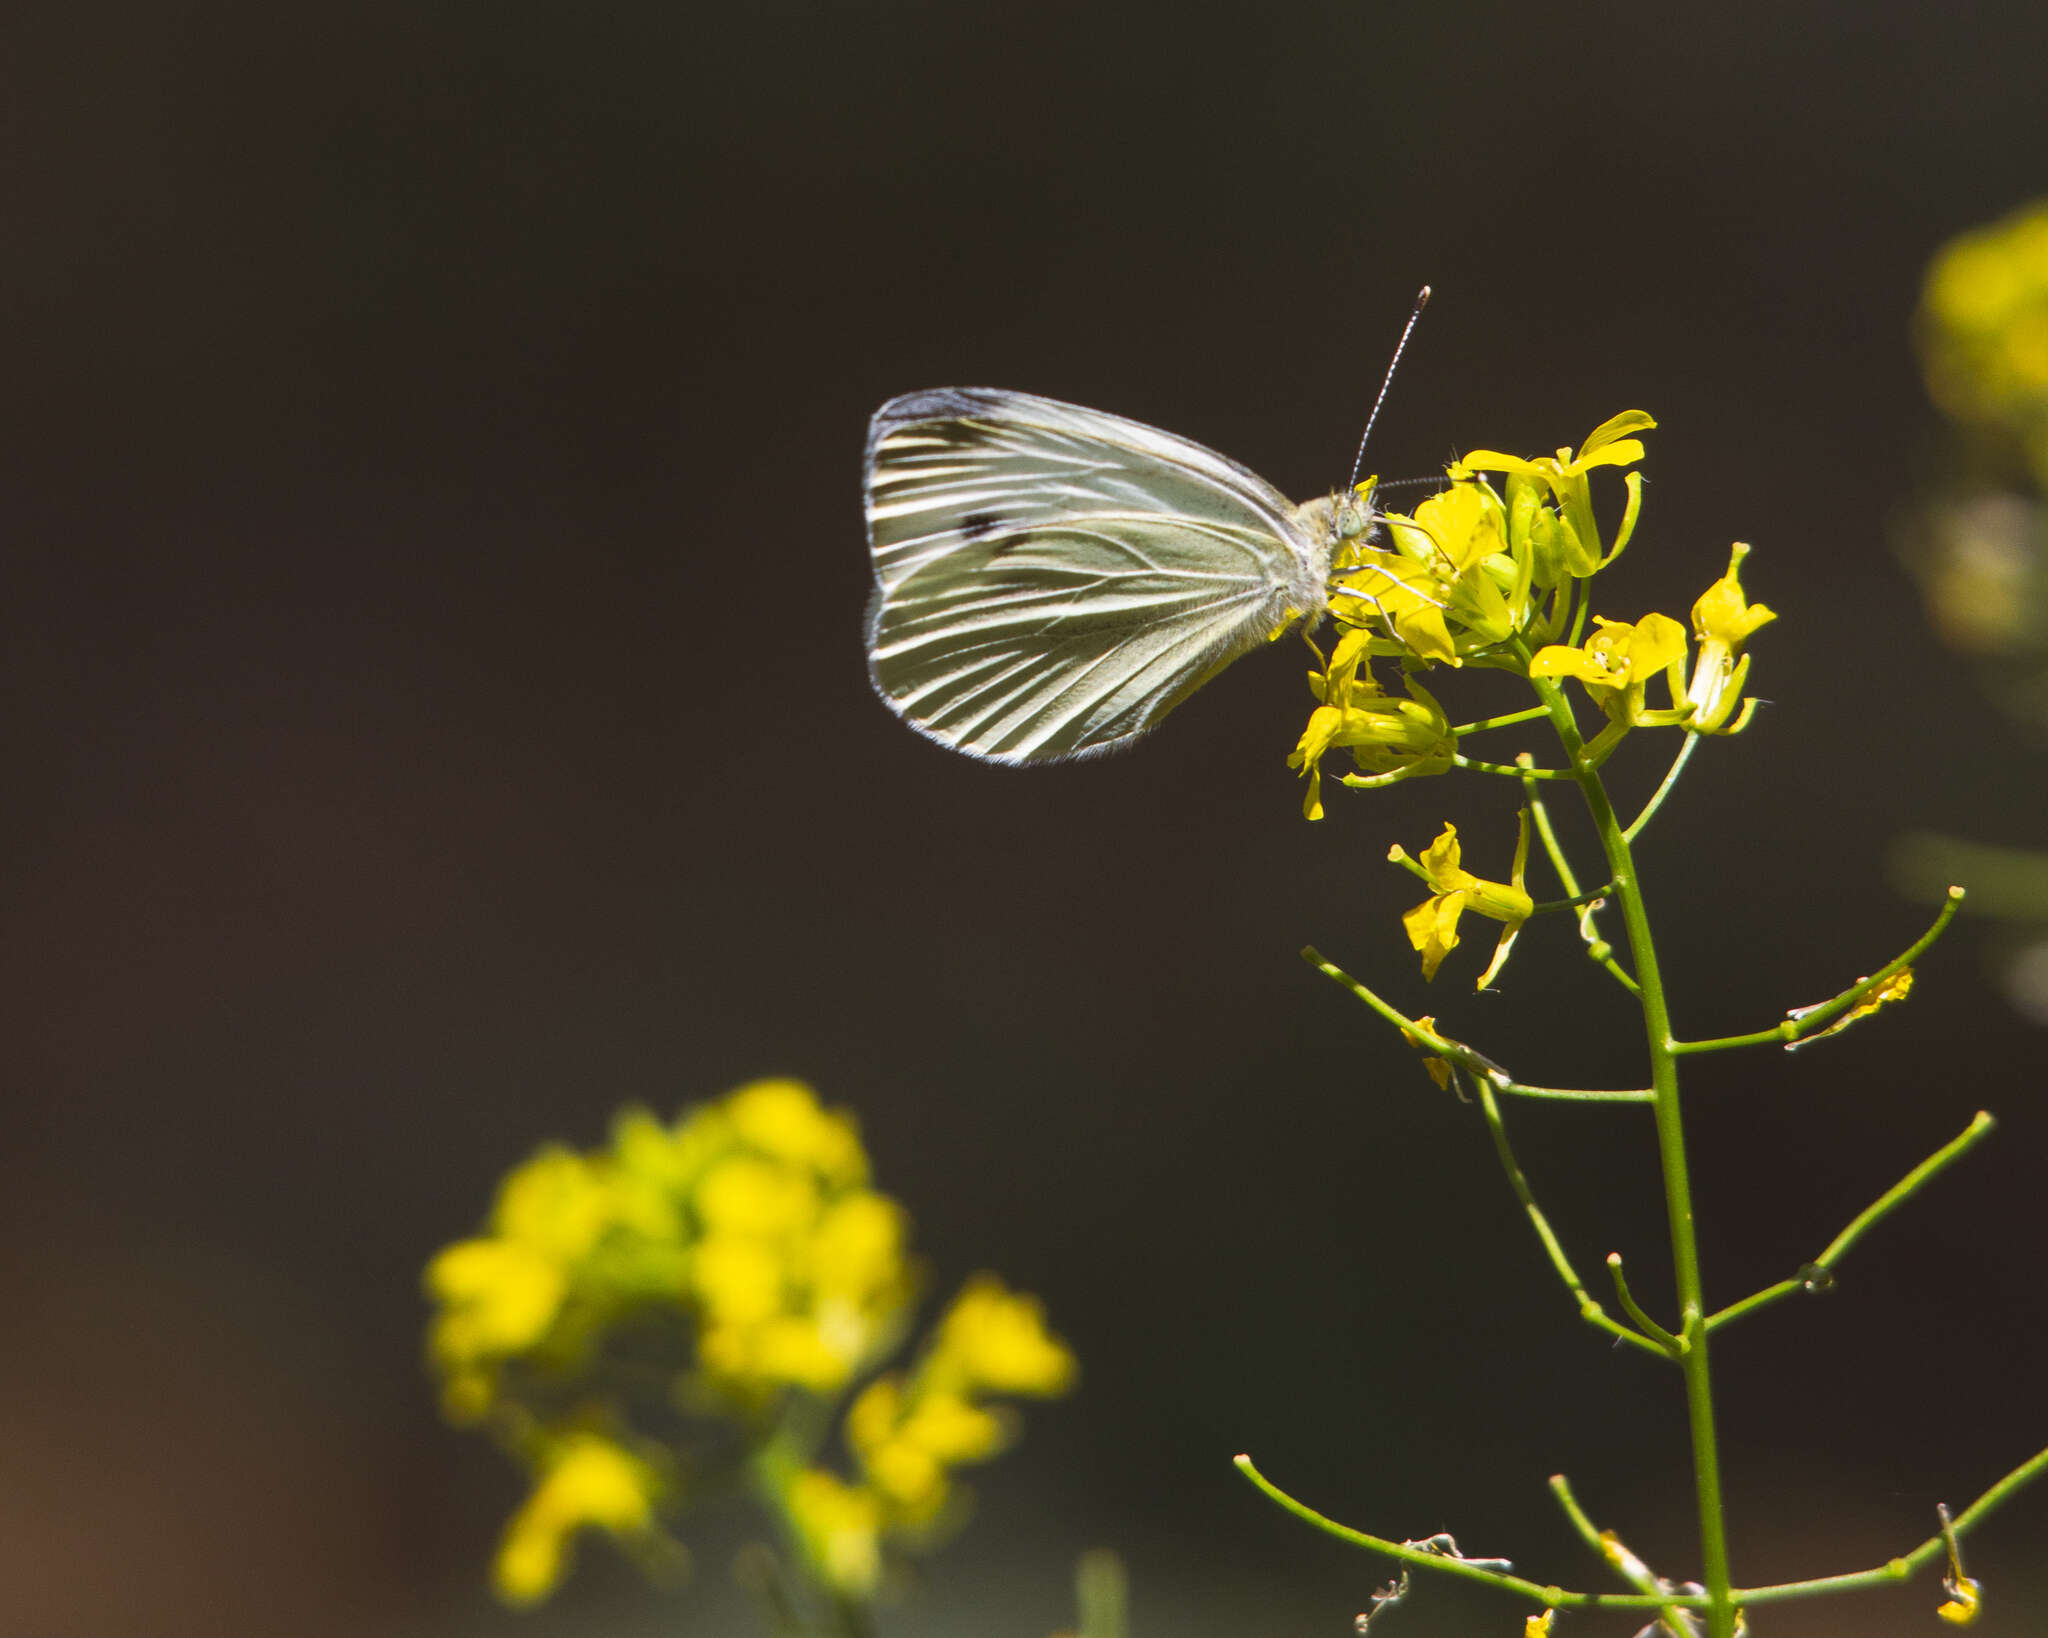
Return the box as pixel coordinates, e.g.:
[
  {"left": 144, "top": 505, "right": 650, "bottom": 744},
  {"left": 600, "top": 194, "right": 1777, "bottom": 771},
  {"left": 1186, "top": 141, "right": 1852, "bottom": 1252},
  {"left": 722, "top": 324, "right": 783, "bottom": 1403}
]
[
  {"left": 423, "top": 1078, "right": 1074, "bottom": 1609},
  {"left": 1904, "top": 201, "right": 2048, "bottom": 701},
  {"left": 1919, "top": 199, "right": 2048, "bottom": 488}
]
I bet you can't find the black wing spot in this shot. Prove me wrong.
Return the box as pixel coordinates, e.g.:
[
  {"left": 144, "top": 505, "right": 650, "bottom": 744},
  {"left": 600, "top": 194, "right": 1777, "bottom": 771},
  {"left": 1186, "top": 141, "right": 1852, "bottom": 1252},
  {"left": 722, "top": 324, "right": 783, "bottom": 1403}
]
[{"left": 961, "top": 511, "right": 1003, "bottom": 541}]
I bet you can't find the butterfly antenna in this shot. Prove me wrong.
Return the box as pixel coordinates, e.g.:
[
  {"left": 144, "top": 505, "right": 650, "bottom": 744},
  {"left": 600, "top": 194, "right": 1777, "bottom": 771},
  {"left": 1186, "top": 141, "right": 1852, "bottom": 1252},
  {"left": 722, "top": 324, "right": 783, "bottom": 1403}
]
[{"left": 1347, "top": 286, "right": 1431, "bottom": 492}]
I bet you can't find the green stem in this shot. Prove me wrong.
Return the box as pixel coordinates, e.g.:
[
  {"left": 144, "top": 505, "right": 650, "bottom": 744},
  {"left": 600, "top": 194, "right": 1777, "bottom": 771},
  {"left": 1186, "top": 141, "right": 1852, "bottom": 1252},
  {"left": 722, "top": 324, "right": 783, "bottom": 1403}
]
[
  {"left": 1530, "top": 667, "right": 1736, "bottom": 1638},
  {"left": 1475, "top": 1078, "right": 1668, "bottom": 1358},
  {"left": 1548, "top": 1475, "right": 1697, "bottom": 1634},
  {"left": 1303, "top": 948, "right": 1652, "bottom": 1103},
  {"left": 1454, "top": 704, "right": 1552, "bottom": 736},
  {"left": 1233, "top": 1455, "right": 1676, "bottom": 1614},
  {"left": 1605, "top": 1252, "right": 1688, "bottom": 1356},
  {"left": 1622, "top": 730, "right": 1702, "bottom": 844},
  {"left": 1455, "top": 752, "right": 1573, "bottom": 779},
  {"left": 1707, "top": 1111, "right": 1996, "bottom": 1332},
  {"left": 1733, "top": 1441, "right": 2048, "bottom": 1602},
  {"left": 1241, "top": 1441, "right": 2048, "bottom": 1613},
  {"left": 1520, "top": 759, "right": 1638, "bottom": 994},
  {"left": 1672, "top": 888, "right": 1964, "bottom": 1055}
]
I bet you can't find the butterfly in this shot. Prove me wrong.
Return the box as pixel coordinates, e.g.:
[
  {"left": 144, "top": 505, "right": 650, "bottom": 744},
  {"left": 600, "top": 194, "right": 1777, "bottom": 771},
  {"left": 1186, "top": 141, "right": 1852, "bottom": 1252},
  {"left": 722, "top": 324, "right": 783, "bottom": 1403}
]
[
  {"left": 861, "top": 387, "right": 1381, "bottom": 764},
  {"left": 860, "top": 294, "right": 1428, "bottom": 764}
]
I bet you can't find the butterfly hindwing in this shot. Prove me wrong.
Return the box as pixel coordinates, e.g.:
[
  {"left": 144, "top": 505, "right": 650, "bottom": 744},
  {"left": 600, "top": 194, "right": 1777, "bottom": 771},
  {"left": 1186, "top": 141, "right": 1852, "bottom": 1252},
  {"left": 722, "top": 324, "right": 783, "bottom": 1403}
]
[{"left": 864, "top": 388, "right": 1330, "bottom": 762}]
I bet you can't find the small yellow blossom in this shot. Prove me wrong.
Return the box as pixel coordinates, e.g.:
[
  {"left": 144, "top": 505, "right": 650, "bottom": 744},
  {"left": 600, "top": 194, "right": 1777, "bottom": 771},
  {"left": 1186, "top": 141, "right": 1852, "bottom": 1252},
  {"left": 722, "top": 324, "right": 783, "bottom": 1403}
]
[
  {"left": 1525, "top": 1611, "right": 1556, "bottom": 1638},
  {"left": 1938, "top": 1575, "right": 1982, "bottom": 1625},
  {"left": 1788, "top": 968, "right": 1914, "bottom": 1046},
  {"left": 1399, "top": 1015, "right": 1456, "bottom": 1091},
  {"left": 848, "top": 1373, "right": 1010, "bottom": 1520},
  {"left": 1461, "top": 410, "right": 1657, "bottom": 581},
  {"left": 1684, "top": 543, "right": 1777, "bottom": 733},
  {"left": 425, "top": 1238, "right": 569, "bottom": 1377},
  {"left": 493, "top": 1145, "right": 614, "bottom": 1261},
  {"left": 1530, "top": 612, "right": 1690, "bottom": 728},
  {"left": 933, "top": 1274, "right": 1078, "bottom": 1396},
  {"left": 788, "top": 1469, "right": 885, "bottom": 1596},
  {"left": 1288, "top": 631, "right": 1456, "bottom": 818},
  {"left": 1388, "top": 819, "right": 1534, "bottom": 988},
  {"left": 493, "top": 1434, "right": 661, "bottom": 1606},
  {"left": 725, "top": 1078, "right": 869, "bottom": 1186}
]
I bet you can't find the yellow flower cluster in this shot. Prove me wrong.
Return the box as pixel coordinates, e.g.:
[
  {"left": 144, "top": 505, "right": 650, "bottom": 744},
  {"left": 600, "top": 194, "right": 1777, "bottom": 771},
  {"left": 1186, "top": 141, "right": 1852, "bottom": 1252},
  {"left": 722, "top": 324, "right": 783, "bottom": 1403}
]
[
  {"left": 1531, "top": 543, "right": 1775, "bottom": 739},
  {"left": 1919, "top": 199, "right": 2048, "bottom": 485},
  {"left": 424, "top": 1078, "right": 1075, "bottom": 1612},
  {"left": 426, "top": 1078, "right": 911, "bottom": 1424},
  {"left": 1290, "top": 413, "right": 1657, "bottom": 813},
  {"left": 790, "top": 1274, "right": 1077, "bottom": 1597}
]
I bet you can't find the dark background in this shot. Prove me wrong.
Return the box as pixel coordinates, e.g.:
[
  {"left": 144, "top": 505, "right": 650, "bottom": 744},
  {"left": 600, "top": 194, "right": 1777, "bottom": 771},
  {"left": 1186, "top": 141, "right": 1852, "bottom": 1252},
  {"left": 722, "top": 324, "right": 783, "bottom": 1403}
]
[{"left": 4, "top": 3, "right": 2045, "bottom": 1635}]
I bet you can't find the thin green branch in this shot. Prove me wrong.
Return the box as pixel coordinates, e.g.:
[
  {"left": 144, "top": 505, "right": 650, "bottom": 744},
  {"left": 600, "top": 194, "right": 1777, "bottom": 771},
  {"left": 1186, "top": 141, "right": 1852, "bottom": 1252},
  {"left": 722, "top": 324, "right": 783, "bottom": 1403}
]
[
  {"left": 1707, "top": 1112, "right": 1996, "bottom": 1332},
  {"left": 1520, "top": 761, "right": 1585, "bottom": 895},
  {"left": 1548, "top": 1475, "right": 1698, "bottom": 1634},
  {"left": 1243, "top": 1443, "right": 2048, "bottom": 1615},
  {"left": 1672, "top": 888, "right": 1965, "bottom": 1055},
  {"left": 1456, "top": 752, "right": 1573, "bottom": 779},
  {"left": 1232, "top": 1455, "right": 1679, "bottom": 1614},
  {"left": 1529, "top": 884, "right": 1613, "bottom": 916},
  {"left": 1519, "top": 760, "right": 1640, "bottom": 995},
  {"left": 1475, "top": 1079, "right": 1669, "bottom": 1359},
  {"left": 1732, "top": 1442, "right": 2048, "bottom": 1603},
  {"left": 1494, "top": 1082, "right": 1654, "bottom": 1104},
  {"left": 1454, "top": 704, "right": 1551, "bottom": 736},
  {"left": 1303, "top": 949, "right": 1652, "bottom": 1103},
  {"left": 1605, "top": 1252, "right": 1688, "bottom": 1356},
  {"left": 1622, "top": 731, "right": 1703, "bottom": 844}
]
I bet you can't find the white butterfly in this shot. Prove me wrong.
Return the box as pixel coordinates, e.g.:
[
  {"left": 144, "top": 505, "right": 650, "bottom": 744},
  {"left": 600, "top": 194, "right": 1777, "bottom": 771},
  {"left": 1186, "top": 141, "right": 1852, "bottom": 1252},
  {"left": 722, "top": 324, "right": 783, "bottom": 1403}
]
[{"left": 862, "top": 387, "right": 1377, "bottom": 763}]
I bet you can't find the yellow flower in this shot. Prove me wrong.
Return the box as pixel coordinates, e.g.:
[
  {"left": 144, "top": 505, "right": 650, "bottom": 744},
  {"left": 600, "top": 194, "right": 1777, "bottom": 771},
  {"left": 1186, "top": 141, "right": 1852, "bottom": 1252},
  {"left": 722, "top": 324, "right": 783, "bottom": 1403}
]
[
  {"left": 1288, "top": 630, "right": 1455, "bottom": 819},
  {"left": 932, "top": 1274, "right": 1077, "bottom": 1396},
  {"left": 425, "top": 1238, "right": 569, "bottom": 1374},
  {"left": 1938, "top": 1574, "right": 1982, "bottom": 1625},
  {"left": 1388, "top": 818, "right": 1534, "bottom": 988},
  {"left": 1461, "top": 411, "right": 1657, "bottom": 581},
  {"left": 1920, "top": 199, "right": 2048, "bottom": 481},
  {"left": 492, "top": 1434, "right": 660, "bottom": 1606},
  {"left": 787, "top": 1469, "right": 884, "bottom": 1597},
  {"left": 695, "top": 1154, "right": 821, "bottom": 1237},
  {"left": 1529, "top": 611, "right": 1690, "bottom": 728},
  {"left": 1684, "top": 543, "right": 1777, "bottom": 733},
  {"left": 1328, "top": 481, "right": 1523, "bottom": 664},
  {"left": 849, "top": 1374, "right": 1003, "bottom": 1519},
  {"left": 725, "top": 1078, "right": 869, "bottom": 1187},
  {"left": 493, "top": 1145, "right": 614, "bottom": 1261},
  {"left": 1525, "top": 1612, "right": 1556, "bottom": 1638}
]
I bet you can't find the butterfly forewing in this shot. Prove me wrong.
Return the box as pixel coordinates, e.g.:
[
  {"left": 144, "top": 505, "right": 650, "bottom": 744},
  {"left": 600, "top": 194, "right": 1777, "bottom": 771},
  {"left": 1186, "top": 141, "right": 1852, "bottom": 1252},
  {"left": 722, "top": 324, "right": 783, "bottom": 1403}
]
[{"left": 864, "top": 389, "right": 1331, "bottom": 762}]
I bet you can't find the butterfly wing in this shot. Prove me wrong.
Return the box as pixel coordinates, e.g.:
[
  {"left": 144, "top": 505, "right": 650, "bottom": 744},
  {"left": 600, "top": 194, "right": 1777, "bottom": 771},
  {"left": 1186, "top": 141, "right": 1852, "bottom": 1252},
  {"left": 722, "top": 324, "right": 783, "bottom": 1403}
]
[{"left": 864, "top": 388, "right": 1330, "bottom": 763}]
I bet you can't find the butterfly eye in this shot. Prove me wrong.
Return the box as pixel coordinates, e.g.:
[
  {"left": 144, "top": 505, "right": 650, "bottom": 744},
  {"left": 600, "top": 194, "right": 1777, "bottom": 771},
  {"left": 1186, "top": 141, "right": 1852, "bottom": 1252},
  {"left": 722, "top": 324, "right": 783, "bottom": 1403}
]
[{"left": 1333, "top": 495, "right": 1376, "bottom": 541}]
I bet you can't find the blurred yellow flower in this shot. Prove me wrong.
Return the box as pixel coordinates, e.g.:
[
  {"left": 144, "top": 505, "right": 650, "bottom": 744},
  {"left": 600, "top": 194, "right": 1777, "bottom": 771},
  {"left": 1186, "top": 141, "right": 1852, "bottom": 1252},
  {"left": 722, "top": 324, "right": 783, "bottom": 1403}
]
[
  {"left": 788, "top": 1468, "right": 884, "bottom": 1596},
  {"left": 494, "top": 1145, "right": 613, "bottom": 1260},
  {"left": 425, "top": 1238, "right": 567, "bottom": 1369},
  {"left": 493, "top": 1434, "right": 661, "bottom": 1606},
  {"left": 933, "top": 1274, "right": 1078, "bottom": 1396},
  {"left": 726, "top": 1078, "right": 870, "bottom": 1186},
  {"left": 1920, "top": 199, "right": 2048, "bottom": 482}
]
